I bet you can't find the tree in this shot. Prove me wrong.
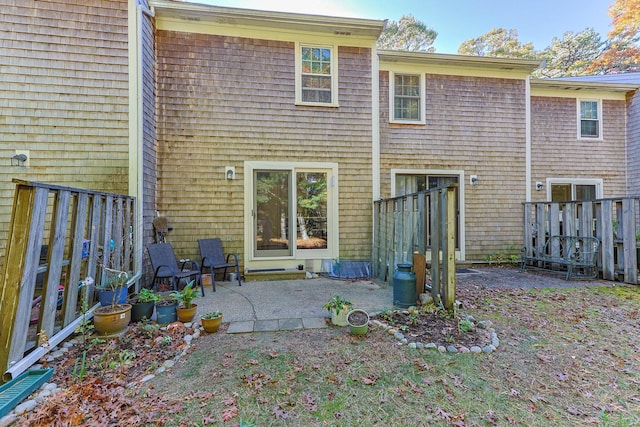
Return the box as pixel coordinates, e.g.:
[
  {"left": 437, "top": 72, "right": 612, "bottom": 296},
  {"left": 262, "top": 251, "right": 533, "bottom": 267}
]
[
  {"left": 377, "top": 14, "right": 437, "bottom": 52},
  {"left": 457, "top": 28, "right": 537, "bottom": 59},
  {"left": 535, "top": 28, "right": 603, "bottom": 78},
  {"left": 587, "top": 0, "right": 640, "bottom": 73}
]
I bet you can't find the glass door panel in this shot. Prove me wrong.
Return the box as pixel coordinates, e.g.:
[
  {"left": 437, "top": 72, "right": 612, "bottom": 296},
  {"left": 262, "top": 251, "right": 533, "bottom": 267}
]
[
  {"left": 296, "top": 172, "right": 328, "bottom": 250},
  {"left": 254, "top": 170, "right": 292, "bottom": 257}
]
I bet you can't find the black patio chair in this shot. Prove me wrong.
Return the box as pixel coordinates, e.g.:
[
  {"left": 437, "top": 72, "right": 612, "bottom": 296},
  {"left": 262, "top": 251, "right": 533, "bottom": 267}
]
[
  {"left": 198, "top": 238, "right": 242, "bottom": 292},
  {"left": 147, "top": 242, "right": 203, "bottom": 296}
]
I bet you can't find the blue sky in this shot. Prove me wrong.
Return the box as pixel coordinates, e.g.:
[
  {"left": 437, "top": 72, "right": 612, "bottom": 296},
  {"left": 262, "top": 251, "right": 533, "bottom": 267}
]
[{"left": 195, "top": 0, "right": 613, "bottom": 54}]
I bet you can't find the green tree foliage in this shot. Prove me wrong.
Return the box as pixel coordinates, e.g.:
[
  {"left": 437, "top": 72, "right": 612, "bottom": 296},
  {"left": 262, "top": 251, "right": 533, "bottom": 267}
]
[
  {"left": 457, "top": 28, "right": 537, "bottom": 59},
  {"left": 535, "top": 28, "right": 603, "bottom": 78},
  {"left": 377, "top": 14, "right": 437, "bottom": 52}
]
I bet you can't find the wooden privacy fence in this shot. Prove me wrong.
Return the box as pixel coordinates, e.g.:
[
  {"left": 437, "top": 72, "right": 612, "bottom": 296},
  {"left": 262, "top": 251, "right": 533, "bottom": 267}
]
[
  {"left": 523, "top": 197, "right": 639, "bottom": 284},
  {"left": 0, "top": 180, "right": 138, "bottom": 381},
  {"left": 372, "top": 185, "right": 457, "bottom": 310}
]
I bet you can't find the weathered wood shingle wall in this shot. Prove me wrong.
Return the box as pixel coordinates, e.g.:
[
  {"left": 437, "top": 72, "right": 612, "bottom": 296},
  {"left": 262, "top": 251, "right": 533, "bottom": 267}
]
[
  {"left": 379, "top": 72, "right": 527, "bottom": 261},
  {"left": 0, "top": 0, "right": 129, "bottom": 271},
  {"left": 627, "top": 91, "right": 640, "bottom": 196},
  {"left": 530, "top": 96, "right": 628, "bottom": 199},
  {"left": 155, "top": 32, "right": 373, "bottom": 265}
]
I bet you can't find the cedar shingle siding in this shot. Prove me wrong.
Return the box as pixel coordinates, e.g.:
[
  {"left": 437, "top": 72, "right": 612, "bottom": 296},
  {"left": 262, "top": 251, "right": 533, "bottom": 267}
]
[
  {"left": 0, "top": 0, "right": 129, "bottom": 269},
  {"left": 380, "top": 72, "right": 528, "bottom": 260},
  {"left": 627, "top": 92, "right": 640, "bottom": 195},
  {"left": 155, "top": 32, "right": 373, "bottom": 263},
  {"left": 530, "top": 97, "right": 627, "bottom": 198}
]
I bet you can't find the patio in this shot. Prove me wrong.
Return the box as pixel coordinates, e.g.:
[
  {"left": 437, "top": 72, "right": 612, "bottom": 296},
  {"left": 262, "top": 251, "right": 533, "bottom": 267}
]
[{"left": 190, "top": 266, "right": 612, "bottom": 334}]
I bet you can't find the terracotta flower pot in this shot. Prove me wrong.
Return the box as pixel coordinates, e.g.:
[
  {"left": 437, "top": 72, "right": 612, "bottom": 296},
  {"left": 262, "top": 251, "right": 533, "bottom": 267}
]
[
  {"left": 93, "top": 303, "right": 131, "bottom": 335},
  {"left": 176, "top": 304, "right": 197, "bottom": 323},
  {"left": 201, "top": 315, "right": 222, "bottom": 333}
]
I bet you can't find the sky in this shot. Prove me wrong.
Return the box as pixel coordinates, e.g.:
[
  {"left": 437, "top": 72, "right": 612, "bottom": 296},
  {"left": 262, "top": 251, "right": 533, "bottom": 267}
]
[{"left": 194, "top": 0, "right": 613, "bottom": 54}]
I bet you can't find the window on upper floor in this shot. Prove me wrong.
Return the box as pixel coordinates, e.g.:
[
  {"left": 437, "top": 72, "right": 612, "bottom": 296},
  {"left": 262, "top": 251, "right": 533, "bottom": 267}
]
[
  {"left": 296, "top": 44, "right": 337, "bottom": 106},
  {"left": 578, "top": 99, "right": 602, "bottom": 139},
  {"left": 389, "top": 72, "right": 425, "bottom": 124}
]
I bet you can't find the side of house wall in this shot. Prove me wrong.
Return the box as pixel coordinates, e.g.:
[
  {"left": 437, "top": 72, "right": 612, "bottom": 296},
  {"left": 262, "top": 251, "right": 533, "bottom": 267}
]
[
  {"left": 530, "top": 96, "right": 628, "bottom": 199},
  {"left": 141, "top": 7, "right": 157, "bottom": 280},
  {"left": 154, "top": 31, "right": 373, "bottom": 267},
  {"left": 379, "top": 72, "right": 527, "bottom": 261},
  {"left": 627, "top": 91, "right": 640, "bottom": 196},
  {"left": 0, "top": 0, "right": 129, "bottom": 271}
]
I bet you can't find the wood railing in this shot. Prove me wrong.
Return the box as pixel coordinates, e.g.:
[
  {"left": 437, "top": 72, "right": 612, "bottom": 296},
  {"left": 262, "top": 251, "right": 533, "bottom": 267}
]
[
  {"left": 523, "top": 198, "right": 639, "bottom": 284},
  {"left": 0, "top": 180, "right": 138, "bottom": 381},
  {"left": 373, "top": 185, "right": 457, "bottom": 310}
]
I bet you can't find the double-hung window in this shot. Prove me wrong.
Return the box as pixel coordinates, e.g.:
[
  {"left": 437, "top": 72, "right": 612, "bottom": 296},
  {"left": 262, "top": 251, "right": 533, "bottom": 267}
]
[
  {"left": 297, "top": 44, "right": 337, "bottom": 106},
  {"left": 389, "top": 72, "right": 425, "bottom": 124},
  {"left": 578, "top": 99, "right": 602, "bottom": 139}
]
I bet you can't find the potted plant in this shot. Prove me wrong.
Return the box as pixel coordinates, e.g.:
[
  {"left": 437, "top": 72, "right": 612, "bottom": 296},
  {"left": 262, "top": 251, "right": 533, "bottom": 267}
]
[
  {"left": 171, "top": 280, "right": 199, "bottom": 323},
  {"left": 155, "top": 293, "right": 178, "bottom": 325},
  {"left": 96, "top": 269, "right": 129, "bottom": 307},
  {"left": 200, "top": 311, "right": 223, "bottom": 333},
  {"left": 324, "top": 295, "right": 353, "bottom": 326},
  {"left": 129, "top": 288, "right": 160, "bottom": 323},
  {"left": 92, "top": 267, "right": 132, "bottom": 335},
  {"left": 346, "top": 308, "right": 369, "bottom": 335}
]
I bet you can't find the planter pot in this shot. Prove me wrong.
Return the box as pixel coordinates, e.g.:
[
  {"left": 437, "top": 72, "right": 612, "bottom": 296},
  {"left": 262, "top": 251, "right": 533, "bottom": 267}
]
[
  {"left": 330, "top": 307, "right": 351, "bottom": 326},
  {"left": 346, "top": 309, "right": 369, "bottom": 335},
  {"left": 130, "top": 301, "right": 155, "bottom": 323},
  {"left": 93, "top": 304, "right": 131, "bottom": 335},
  {"left": 176, "top": 304, "right": 197, "bottom": 323},
  {"left": 201, "top": 315, "right": 223, "bottom": 333},
  {"left": 155, "top": 301, "right": 178, "bottom": 324},
  {"left": 97, "top": 287, "right": 128, "bottom": 307}
]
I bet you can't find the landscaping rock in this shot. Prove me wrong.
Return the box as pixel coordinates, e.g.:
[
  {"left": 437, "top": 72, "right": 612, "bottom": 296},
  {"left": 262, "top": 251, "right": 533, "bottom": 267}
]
[
  {"left": 14, "top": 400, "right": 37, "bottom": 415},
  {"left": 470, "top": 346, "right": 482, "bottom": 353}
]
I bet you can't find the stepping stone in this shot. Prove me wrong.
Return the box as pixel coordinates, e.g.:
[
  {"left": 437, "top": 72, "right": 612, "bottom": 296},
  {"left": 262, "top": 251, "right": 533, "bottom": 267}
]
[
  {"left": 302, "top": 317, "right": 328, "bottom": 329},
  {"left": 254, "top": 320, "right": 279, "bottom": 332},
  {"left": 278, "top": 318, "right": 303, "bottom": 330},
  {"left": 226, "top": 321, "right": 254, "bottom": 334}
]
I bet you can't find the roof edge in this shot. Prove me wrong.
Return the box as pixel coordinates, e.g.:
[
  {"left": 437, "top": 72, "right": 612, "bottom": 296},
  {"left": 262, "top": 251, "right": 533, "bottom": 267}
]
[
  {"left": 378, "top": 50, "right": 541, "bottom": 72},
  {"left": 531, "top": 78, "right": 639, "bottom": 92},
  {"left": 149, "top": 0, "right": 386, "bottom": 37}
]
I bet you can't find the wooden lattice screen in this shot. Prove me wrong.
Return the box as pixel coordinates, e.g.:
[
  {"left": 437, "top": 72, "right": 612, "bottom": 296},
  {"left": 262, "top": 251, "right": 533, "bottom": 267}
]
[
  {"left": 372, "top": 185, "right": 457, "bottom": 310},
  {"left": 0, "top": 180, "right": 137, "bottom": 381},
  {"left": 523, "top": 197, "right": 639, "bottom": 284}
]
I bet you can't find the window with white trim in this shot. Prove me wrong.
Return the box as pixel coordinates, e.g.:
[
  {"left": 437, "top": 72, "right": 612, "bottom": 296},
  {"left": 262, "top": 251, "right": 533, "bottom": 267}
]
[
  {"left": 297, "top": 45, "right": 337, "bottom": 105},
  {"left": 548, "top": 178, "right": 603, "bottom": 202},
  {"left": 578, "top": 99, "right": 601, "bottom": 139},
  {"left": 389, "top": 72, "right": 425, "bottom": 123}
]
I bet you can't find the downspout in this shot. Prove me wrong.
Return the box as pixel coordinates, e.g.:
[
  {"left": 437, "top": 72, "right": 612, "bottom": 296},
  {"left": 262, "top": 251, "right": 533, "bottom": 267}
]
[
  {"left": 129, "top": 0, "right": 155, "bottom": 289},
  {"left": 525, "top": 75, "right": 532, "bottom": 202}
]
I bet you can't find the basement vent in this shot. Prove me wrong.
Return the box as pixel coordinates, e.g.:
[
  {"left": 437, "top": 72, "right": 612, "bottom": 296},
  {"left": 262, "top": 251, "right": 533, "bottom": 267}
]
[{"left": 334, "top": 31, "right": 352, "bottom": 36}]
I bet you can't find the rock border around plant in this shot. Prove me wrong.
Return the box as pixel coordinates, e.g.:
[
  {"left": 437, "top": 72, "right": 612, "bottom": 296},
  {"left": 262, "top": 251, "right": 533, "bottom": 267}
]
[
  {"left": 369, "top": 312, "right": 500, "bottom": 354},
  {"left": 1, "top": 321, "right": 211, "bottom": 425}
]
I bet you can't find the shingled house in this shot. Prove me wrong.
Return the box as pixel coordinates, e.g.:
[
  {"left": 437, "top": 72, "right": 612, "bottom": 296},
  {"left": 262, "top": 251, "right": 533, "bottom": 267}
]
[{"left": 1, "top": 0, "right": 638, "bottom": 279}]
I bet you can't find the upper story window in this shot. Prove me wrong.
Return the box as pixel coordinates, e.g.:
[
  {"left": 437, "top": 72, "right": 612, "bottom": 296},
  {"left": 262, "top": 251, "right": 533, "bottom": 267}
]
[
  {"left": 296, "top": 44, "right": 338, "bottom": 106},
  {"left": 389, "top": 72, "right": 425, "bottom": 124},
  {"left": 578, "top": 99, "right": 602, "bottom": 139}
]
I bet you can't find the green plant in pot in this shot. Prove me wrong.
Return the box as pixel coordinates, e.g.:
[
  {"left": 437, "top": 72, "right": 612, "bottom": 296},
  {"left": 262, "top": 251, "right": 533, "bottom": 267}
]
[
  {"left": 200, "top": 310, "right": 223, "bottom": 333},
  {"left": 129, "top": 288, "right": 160, "bottom": 323},
  {"left": 155, "top": 291, "right": 178, "bottom": 325},
  {"left": 171, "top": 280, "right": 199, "bottom": 323},
  {"left": 324, "top": 295, "right": 353, "bottom": 326},
  {"left": 93, "top": 267, "right": 132, "bottom": 335}
]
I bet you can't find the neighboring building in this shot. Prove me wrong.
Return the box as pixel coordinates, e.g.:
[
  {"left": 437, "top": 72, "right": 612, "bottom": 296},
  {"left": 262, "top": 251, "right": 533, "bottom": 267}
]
[{"left": 1, "top": 0, "right": 638, "bottom": 279}]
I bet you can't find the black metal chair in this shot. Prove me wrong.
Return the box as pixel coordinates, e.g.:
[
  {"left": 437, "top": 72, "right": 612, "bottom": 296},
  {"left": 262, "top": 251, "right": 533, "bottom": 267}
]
[
  {"left": 198, "top": 238, "right": 241, "bottom": 292},
  {"left": 147, "top": 243, "right": 203, "bottom": 296}
]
